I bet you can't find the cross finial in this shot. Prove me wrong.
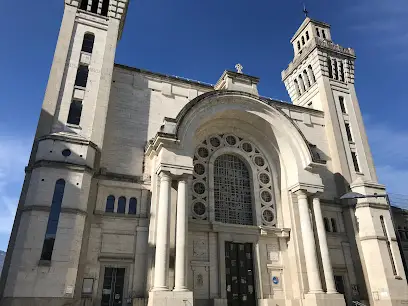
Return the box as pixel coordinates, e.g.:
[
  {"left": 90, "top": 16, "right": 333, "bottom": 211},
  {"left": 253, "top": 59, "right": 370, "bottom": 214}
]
[
  {"left": 303, "top": 3, "right": 309, "bottom": 17},
  {"left": 235, "top": 63, "right": 243, "bottom": 74}
]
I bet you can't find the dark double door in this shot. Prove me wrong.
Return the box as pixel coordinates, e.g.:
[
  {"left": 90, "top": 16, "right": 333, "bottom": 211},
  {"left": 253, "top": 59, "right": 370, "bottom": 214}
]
[
  {"left": 225, "top": 242, "right": 256, "bottom": 306},
  {"left": 101, "top": 267, "right": 125, "bottom": 306}
]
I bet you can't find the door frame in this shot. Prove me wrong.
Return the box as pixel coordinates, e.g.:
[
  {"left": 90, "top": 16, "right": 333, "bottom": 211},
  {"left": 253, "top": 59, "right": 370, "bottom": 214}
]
[
  {"left": 97, "top": 262, "right": 131, "bottom": 306},
  {"left": 217, "top": 227, "right": 262, "bottom": 301}
]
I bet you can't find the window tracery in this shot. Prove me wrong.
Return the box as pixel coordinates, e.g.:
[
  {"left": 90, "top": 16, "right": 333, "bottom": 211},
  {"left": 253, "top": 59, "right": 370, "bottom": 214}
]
[{"left": 191, "top": 134, "right": 276, "bottom": 226}]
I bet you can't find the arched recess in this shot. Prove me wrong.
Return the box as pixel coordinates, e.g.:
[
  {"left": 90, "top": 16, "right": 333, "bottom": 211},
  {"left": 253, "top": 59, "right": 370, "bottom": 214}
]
[
  {"left": 148, "top": 91, "right": 324, "bottom": 229},
  {"left": 174, "top": 91, "right": 321, "bottom": 189}
]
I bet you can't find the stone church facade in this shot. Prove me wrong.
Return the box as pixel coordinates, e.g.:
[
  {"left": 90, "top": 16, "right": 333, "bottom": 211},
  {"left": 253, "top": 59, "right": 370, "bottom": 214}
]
[{"left": 1, "top": 1, "right": 408, "bottom": 306}]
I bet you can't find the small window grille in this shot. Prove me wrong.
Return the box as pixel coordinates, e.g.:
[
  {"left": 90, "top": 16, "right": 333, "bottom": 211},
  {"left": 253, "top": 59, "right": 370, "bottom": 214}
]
[
  {"left": 117, "top": 196, "right": 126, "bottom": 213},
  {"left": 81, "top": 33, "right": 95, "bottom": 53},
  {"left": 351, "top": 152, "right": 360, "bottom": 172},
  {"left": 339, "top": 96, "right": 347, "bottom": 113},
  {"left": 105, "top": 195, "right": 115, "bottom": 212},
  {"left": 75, "top": 65, "right": 89, "bottom": 87},
  {"left": 345, "top": 123, "right": 353, "bottom": 142},
  {"left": 91, "top": 0, "right": 98, "bottom": 13},
  {"left": 67, "top": 100, "right": 83, "bottom": 125},
  {"left": 128, "top": 198, "right": 137, "bottom": 215},
  {"left": 331, "top": 218, "right": 338, "bottom": 232}
]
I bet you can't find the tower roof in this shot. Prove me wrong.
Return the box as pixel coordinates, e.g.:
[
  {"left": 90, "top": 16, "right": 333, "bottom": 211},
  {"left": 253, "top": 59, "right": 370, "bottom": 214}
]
[{"left": 290, "top": 17, "right": 330, "bottom": 43}]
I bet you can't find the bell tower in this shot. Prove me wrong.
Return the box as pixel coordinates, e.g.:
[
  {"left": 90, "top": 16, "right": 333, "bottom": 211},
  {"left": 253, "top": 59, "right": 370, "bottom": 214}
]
[
  {"left": 283, "top": 17, "right": 408, "bottom": 306},
  {"left": 0, "top": 0, "right": 129, "bottom": 303}
]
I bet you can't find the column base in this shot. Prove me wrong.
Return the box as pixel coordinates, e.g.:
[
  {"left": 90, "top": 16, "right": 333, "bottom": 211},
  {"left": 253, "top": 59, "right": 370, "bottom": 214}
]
[
  {"left": 148, "top": 290, "right": 193, "bottom": 306},
  {"left": 303, "top": 293, "right": 346, "bottom": 306}
]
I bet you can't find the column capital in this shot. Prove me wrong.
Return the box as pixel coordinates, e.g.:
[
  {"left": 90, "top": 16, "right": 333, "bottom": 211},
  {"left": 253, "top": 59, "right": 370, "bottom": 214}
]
[
  {"left": 158, "top": 171, "right": 172, "bottom": 181},
  {"left": 294, "top": 189, "right": 308, "bottom": 199}
]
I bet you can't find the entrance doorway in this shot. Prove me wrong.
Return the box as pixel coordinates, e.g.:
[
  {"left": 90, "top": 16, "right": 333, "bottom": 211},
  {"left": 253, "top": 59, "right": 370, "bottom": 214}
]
[
  {"left": 101, "top": 267, "right": 125, "bottom": 306},
  {"left": 225, "top": 242, "right": 256, "bottom": 306}
]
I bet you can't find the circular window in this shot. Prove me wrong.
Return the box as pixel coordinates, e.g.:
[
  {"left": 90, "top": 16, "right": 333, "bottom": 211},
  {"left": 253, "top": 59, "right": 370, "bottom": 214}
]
[
  {"left": 259, "top": 172, "right": 270, "bottom": 185},
  {"left": 225, "top": 135, "right": 237, "bottom": 146},
  {"left": 210, "top": 136, "right": 221, "bottom": 148},
  {"left": 62, "top": 149, "right": 71, "bottom": 157},
  {"left": 193, "top": 182, "right": 206, "bottom": 195},
  {"left": 194, "top": 163, "right": 205, "bottom": 175},
  {"left": 261, "top": 190, "right": 272, "bottom": 203},
  {"left": 197, "top": 147, "right": 209, "bottom": 158},
  {"left": 262, "top": 209, "right": 274, "bottom": 223},
  {"left": 193, "top": 202, "right": 206, "bottom": 216},
  {"left": 242, "top": 142, "right": 253, "bottom": 153},
  {"left": 254, "top": 155, "right": 265, "bottom": 167}
]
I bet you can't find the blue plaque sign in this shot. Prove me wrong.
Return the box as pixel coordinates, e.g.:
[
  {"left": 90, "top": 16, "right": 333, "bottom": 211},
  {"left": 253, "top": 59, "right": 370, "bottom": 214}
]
[{"left": 272, "top": 276, "right": 279, "bottom": 285}]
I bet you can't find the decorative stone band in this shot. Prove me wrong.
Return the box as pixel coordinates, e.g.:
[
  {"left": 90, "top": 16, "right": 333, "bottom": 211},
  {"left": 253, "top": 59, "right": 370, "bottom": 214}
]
[
  {"left": 27, "top": 160, "right": 94, "bottom": 174},
  {"left": 21, "top": 205, "right": 87, "bottom": 216},
  {"left": 359, "top": 235, "right": 388, "bottom": 242},
  {"left": 355, "top": 202, "right": 389, "bottom": 210}
]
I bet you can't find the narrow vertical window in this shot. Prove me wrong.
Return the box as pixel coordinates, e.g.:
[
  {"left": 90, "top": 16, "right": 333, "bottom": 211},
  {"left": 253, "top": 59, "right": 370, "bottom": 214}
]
[
  {"left": 80, "top": 0, "right": 88, "bottom": 10},
  {"left": 81, "top": 33, "right": 95, "bottom": 53},
  {"left": 398, "top": 227, "right": 405, "bottom": 240},
  {"left": 75, "top": 65, "right": 89, "bottom": 87},
  {"left": 322, "top": 30, "right": 327, "bottom": 39},
  {"left": 67, "top": 100, "right": 83, "bottom": 125},
  {"left": 327, "top": 58, "right": 333, "bottom": 78},
  {"left": 91, "top": 0, "right": 98, "bottom": 13},
  {"left": 345, "top": 123, "right": 353, "bottom": 142},
  {"left": 306, "top": 31, "right": 310, "bottom": 40},
  {"left": 339, "top": 61, "right": 345, "bottom": 82},
  {"left": 303, "top": 70, "right": 311, "bottom": 88},
  {"left": 339, "top": 96, "right": 347, "bottom": 113},
  {"left": 324, "top": 218, "right": 331, "bottom": 232},
  {"left": 294, "top": 79, "right": 300, "bottom": 96},
  {"left": 332, "top": 59, "right": 338, "bottom": 80},
  {"left": 129, "top": 198, "right": 137, "bottom": 215},
  {"left": 105, "top": 195, "right": 115, "bottom": 212},
  {"left": 297, "top": 41, "right": 301, "bottom": 50},
  {"left": 117, "top": 196, "right": 126, "bottom": 214},
  {"left": 316, "top": 28, "right": 320, "bottom": 37},
  {"left": 101, "top": 0, "right": 110, "bottom": 16},
  {"left": 298, "top": 75, "right": 306, "bottom": 92},
  {"left": 40, "top": 179, "right": 65, "bottom": 261},
  {"left": 301, "top": 36, "right": 305, "bottom": 45},
  {"left": 380, "top": 216, "right": 397, "bottom": 275},
  {"left": 331, "top": 218, "right": 338, "bottom": 233},
  {"left": 308, "top": 65, "right": 316, "bottom": 84},
  {"left": 351, "top": 151, "right": 360, "bottom": 172}
]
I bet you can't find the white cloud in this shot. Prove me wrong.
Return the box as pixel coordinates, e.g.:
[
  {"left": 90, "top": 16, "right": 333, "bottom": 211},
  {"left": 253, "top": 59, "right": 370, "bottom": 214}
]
[{"left": 0, "top": 135, "right": 31, "bottom": 235}]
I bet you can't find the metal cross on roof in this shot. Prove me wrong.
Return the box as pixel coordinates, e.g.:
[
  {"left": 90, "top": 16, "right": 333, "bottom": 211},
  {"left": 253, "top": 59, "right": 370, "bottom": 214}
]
[
  {"left": 235, "top": 63, "right": 243, "bottom": 74},
  {"left": 303, "top": 3, "right": 309, "bottom": 17}
]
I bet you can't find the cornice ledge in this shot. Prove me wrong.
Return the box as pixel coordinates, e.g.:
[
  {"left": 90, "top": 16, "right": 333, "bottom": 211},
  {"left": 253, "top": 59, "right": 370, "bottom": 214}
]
[
  {"left": 356, "top": 202, "right": 389, "bottom": 210},
  {"left": 259, "top": 226, "right": 291, "bottom": 238},
  {"left": 155, "top": 163, "right": 193, "bottom": 177},
  {"left": 288, "top": 182, "right": 324, "bottom": 194}
]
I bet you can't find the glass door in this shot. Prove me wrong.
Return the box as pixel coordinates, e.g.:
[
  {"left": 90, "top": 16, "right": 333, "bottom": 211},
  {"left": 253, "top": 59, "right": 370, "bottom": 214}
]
[
  {"left": 101, "top": 267, "right": 125, "bottom": 306},
  {"left": 225, "top": 242, "right": 256, "bottom": 306}
]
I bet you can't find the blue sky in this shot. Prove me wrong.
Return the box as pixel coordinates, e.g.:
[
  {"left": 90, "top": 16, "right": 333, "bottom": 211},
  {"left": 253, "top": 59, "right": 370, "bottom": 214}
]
[{"left": 0, "top": 0, "right": 407, "bottom": 251}]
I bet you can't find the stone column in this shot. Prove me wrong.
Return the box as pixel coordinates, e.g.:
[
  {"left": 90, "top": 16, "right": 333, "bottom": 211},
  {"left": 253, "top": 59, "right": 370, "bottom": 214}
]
[
  {"left": 296, "top": 190, "right": 323, "bottom": 293},
  {"left": 174, "top": 177, "right": 188, "bottom": 291},
  {"left": 312, "top": 197, "right": 337, "bottom": 294},
  {"left": 152, "top": 172, "right": 172, "bottom": 291}
]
